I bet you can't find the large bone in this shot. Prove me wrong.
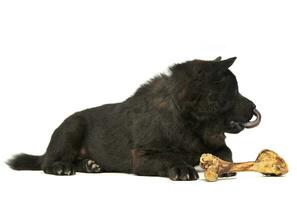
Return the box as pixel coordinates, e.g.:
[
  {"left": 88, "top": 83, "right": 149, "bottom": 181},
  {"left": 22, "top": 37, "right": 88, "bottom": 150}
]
[{"left": 200, "top": 149, "right": 288, "bottom": 182}]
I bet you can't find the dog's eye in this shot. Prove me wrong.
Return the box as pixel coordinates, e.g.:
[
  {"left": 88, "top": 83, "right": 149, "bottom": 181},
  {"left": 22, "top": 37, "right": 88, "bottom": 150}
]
[
  {"left": 213, "top": 79, "right": 222, "bottom": 85},
  {"left": 213, "top": 77, "right": 225, "bottom": 85},
  {"left": 212, "top": 75, "right": 221, "bottom": 80}
]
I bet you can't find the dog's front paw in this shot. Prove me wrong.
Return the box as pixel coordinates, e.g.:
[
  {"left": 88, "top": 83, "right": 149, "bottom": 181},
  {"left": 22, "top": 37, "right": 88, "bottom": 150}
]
[
  {"left": 44, "top": 162, "right": 76, "bottom": 176},
  {"left": 168, "top": 165, "right": 199, "bottom": 181}
]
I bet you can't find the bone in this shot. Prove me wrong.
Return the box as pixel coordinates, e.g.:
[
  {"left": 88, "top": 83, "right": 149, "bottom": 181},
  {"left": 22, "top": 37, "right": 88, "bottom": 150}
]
[{"left": 199, "top": 149, "right": 288, "bottom": 182}]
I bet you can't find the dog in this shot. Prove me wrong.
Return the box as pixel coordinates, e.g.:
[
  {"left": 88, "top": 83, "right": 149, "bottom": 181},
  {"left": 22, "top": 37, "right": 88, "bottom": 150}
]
[{"left": 8, "top": 57, "right": 261, "bottom": 181}]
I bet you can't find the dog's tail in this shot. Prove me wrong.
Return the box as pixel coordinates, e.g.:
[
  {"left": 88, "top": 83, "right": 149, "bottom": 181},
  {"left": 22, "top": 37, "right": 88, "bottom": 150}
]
[{"left": 7, "top": 153, "right": 42, "bottom": 170}]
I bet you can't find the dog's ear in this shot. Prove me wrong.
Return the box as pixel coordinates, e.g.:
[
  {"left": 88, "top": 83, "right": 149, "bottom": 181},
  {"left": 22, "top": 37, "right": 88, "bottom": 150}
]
[
  {"left": 213, "top": 56, "right": 222, "bottom": 62},
  {"left": 217, "top": 57, "right": 237, "bottom": 70}
]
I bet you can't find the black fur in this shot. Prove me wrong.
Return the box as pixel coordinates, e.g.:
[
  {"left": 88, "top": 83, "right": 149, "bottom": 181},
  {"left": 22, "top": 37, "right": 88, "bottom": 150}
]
[{"left": 8, "top": 57, "right": 257, "bottom": 180}]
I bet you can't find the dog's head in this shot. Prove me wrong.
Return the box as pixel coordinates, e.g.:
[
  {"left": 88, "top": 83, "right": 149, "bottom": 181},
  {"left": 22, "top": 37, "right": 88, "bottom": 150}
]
[{"left": 171, "top": 57, "right": 261, "bottom": 134}]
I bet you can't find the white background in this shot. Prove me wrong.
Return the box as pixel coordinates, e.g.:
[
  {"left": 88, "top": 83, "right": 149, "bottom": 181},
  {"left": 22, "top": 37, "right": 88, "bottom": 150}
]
[{"left": 0, "top": 0, "right": 296, "bottom": 199}]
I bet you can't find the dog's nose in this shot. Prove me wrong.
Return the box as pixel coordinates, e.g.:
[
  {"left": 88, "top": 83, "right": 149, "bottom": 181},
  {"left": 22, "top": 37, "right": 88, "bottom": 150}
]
[{"left": 251, "top": 102, "right": 256, "bottom": 110}]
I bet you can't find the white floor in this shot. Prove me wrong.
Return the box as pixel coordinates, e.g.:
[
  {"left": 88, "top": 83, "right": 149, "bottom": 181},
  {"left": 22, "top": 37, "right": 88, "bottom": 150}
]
[{"left": 1, "top": 163, "right": 294, "bottom": 200}]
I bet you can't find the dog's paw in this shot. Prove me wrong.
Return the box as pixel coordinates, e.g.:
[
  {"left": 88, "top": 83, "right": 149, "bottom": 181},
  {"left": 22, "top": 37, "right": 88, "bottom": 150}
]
[
  {"left": 84, "top": 159, "right": 102, "bottom": 173},
  {"left": 168, "top": 165, "right": 199, "bottom": 181},
  {"left": 219, "top": 172, "right": 237, "bottom": 178},
  {"left": 44, "top": 162, "right": 76, "bottom": 176}
]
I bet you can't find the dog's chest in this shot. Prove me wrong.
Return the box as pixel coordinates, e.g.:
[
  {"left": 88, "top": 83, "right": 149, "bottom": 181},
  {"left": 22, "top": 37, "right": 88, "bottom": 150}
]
[
  {"left": 180, "top": 131, "right": 226, "bottom": 152},
  {"left": 202, "top": 132, "right": 226, "bottom": 149}
]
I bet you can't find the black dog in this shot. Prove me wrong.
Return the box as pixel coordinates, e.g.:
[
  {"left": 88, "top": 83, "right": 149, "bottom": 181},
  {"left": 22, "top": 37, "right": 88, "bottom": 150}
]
[{"left": 8, "top": 57, "right": 261, "bottom": 181}]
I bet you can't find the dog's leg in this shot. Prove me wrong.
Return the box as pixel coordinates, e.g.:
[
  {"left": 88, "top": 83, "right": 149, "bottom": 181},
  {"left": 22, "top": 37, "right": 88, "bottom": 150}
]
[
  {"left": 212, "top": 145, "right": 237, "bottom": 177},
  {"left": 41, "top": 115, "right": 86, "bottom": 175},
  {"left": 132, "top": 149, "right": 198, "bottom": 181},
  {"left": 212, "top": 145, "right": 233, "bottom": 162}
]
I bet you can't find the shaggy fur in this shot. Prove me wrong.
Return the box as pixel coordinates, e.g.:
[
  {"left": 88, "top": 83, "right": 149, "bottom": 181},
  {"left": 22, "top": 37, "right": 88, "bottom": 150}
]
[{"left": 8, "top": 57, "right": 257, "bottom": 180}]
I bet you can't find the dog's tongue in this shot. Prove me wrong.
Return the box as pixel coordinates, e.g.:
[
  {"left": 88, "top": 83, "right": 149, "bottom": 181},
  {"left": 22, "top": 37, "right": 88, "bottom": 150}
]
[{"left": 241, "top": 109, "right": 261, "bottom": 128}]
